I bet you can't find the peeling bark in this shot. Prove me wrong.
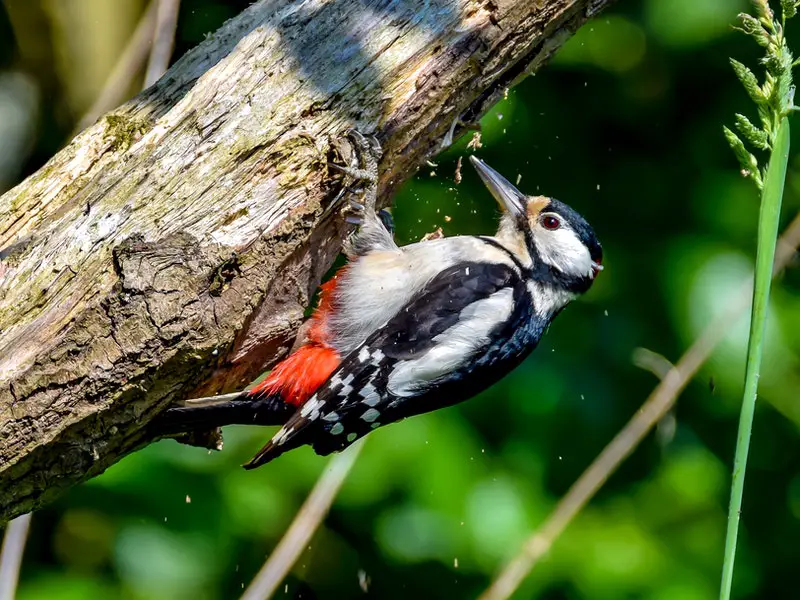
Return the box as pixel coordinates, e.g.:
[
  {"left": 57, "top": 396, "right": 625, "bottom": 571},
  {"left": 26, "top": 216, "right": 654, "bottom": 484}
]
[{"left": 0, "top": 0, "right": 615, "bottom": 522}]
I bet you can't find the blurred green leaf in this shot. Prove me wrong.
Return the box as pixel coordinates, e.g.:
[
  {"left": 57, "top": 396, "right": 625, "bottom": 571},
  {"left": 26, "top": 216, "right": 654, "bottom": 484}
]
[
  {"left": 645, "top": 0, "right": 747, "bottom": 47},
  {"left": 17, "top": 574, "right": 115, "bottom": 600},
  {"left": 115, "top": 524, "right": 220, "bottom": 600},
  {"left": 556, "top": 16, "right": 647, "bottom": 73},
  {"left": 376, "top": 505, "right": 458, "bottom": 562},
  {"left": 466, "top": 476, "right": 533, "bottom": 565}
]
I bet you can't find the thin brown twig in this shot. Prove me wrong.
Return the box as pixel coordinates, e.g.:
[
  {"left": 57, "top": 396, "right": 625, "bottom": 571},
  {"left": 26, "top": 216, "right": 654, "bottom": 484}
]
[
  {"left": 632, "top": 347, "right": 675, "bottom": 380},
  {"left": 479, "top": 212, "right": 800, "bottom": 600},
  {"left": 144, "top": 0, "right": 181, "bottom": 88},
  {"left": 0, "top": 513, "right": 32, "bottom": 600},
  {"left": 240, "top": 441, "right": 366, "bottom": 600},
  {"left": 74, "top": 1, "right": 159, "bottom": 133}
]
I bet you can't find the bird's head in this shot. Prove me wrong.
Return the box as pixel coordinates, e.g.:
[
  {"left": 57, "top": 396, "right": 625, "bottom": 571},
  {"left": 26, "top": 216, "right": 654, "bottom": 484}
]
[{"left": 470, "top": 156, "right": 602, "bottom": 294}]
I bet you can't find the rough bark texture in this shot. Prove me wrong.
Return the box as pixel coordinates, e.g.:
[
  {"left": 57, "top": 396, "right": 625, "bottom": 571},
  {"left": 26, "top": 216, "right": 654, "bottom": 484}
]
[{"left": 0, "top": 0, "right": 615, "bottom": 522}]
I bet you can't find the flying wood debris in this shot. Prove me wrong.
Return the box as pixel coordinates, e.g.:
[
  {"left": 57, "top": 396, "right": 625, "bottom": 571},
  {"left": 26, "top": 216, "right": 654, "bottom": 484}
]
[
  {"left": 467, "top": 132, "right": 482, "bottom": 150},
  {"left": 420, "top": 227, "right": 444, "bottom": 242}
]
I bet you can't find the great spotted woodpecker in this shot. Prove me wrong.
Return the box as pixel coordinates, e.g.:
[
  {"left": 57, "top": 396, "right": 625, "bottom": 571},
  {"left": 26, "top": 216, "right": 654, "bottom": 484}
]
[{"left": 156, "top": 131, "right": 602, "bottom": 468}]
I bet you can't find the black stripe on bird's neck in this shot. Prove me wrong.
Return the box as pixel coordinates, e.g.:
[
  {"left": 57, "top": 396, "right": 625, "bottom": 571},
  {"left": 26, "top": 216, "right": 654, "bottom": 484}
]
[
  {"left": 530, "top": 253, "right": 594, "bottom": 295},
  {"left": 477, "top": 236, "right": 530, "bottom": 276}
]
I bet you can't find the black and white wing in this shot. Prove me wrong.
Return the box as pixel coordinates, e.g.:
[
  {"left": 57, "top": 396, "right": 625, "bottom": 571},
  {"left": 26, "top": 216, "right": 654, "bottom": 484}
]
[{"left": 244, "top": 261, "right": 537, "bottom": 468}]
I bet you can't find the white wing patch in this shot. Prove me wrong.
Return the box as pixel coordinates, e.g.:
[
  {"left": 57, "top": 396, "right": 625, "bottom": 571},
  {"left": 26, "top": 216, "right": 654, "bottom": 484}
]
[
  {"left": 358, "top": 382, "right": 380, "bottom": 406},
  {"left": 300, "top": 395, "right": 324, "bottom": 420},
  {"left": 358, "top": 346, "right": 371, "bottom": 362},
  {"left": 339, "top": 373, "right": 355, "bottom": 396},
  {"left": 386, "top": 287, "right": 515, "bottom": 397},
  {"left": 360, "top": 408, "right": 381, "bottom": 423}
]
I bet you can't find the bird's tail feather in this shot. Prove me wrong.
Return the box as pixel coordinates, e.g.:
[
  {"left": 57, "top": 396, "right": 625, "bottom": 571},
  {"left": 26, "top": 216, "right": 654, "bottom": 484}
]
[
  {"left": 151, "top": 391, "right": 292, "bottom": 436},
  {"left": 241, "top": 418, "right": 302, "bottom": 469},
  {"left": 242, "top": 440, "right": 283, "bottom": 469}
]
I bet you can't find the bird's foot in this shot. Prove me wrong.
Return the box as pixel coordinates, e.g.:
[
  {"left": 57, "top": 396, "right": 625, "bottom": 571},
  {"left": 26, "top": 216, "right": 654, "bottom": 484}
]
[
  {"left": 326, "top": 129, "right": 382, "bottom": 224},
  {"left": 329, "top": 129, "right": 381, "bottom": 186}
]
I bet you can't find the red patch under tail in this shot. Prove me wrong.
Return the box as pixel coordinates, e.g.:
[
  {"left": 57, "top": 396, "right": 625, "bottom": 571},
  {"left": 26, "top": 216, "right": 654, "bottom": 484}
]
[
  {"left": 306, "top": 267, "right": 347, "bottom": 345},
  {"left": 249, "top": 343, "right": 340, "bottom": 406},
  {"left": 248, "top": 267, "right": 347, "bottom": 406}
]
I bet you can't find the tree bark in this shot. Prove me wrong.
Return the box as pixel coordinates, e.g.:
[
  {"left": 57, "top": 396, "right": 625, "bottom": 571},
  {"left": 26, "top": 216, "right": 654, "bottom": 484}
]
[{"left": 0, "top": 0, "right": 615, "bottom": 522}]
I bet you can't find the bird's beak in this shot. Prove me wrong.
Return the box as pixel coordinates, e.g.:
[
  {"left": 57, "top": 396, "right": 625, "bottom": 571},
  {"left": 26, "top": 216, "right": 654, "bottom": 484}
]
[{"left": 469, "top": 156, "right": 527, "bottom": 219}]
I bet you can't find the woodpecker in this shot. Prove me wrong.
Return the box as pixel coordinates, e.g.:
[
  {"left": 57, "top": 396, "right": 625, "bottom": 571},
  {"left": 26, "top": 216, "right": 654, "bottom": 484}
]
[{"left": 156, "top": 132, "right": 602, "bottom": 468}]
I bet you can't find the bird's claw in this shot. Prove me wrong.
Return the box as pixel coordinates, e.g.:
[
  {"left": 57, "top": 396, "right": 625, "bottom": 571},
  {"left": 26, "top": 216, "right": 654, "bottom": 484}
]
[
  {"left": 325, "top": 129, "right": 382, "bottom": 223},
  {"left": 327, "top": 161, "right": 376, "bottom": 185}
]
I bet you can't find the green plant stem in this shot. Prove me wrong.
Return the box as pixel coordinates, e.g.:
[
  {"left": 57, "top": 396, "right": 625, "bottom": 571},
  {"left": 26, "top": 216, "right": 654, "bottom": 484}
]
[{"left": 719, "top": 116, "right": 790, "bottom": 600}]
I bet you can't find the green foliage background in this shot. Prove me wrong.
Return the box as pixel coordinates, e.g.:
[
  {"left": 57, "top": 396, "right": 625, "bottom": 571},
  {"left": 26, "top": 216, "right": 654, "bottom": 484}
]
[{"left": 2, "top": 0, "right": 800, "bottom": 598}]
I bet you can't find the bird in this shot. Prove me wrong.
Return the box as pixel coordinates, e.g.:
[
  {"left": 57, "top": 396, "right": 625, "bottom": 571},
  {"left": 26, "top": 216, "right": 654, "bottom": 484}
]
[{"left": 155, "top": 131, "right": 603, "bottom": 468}]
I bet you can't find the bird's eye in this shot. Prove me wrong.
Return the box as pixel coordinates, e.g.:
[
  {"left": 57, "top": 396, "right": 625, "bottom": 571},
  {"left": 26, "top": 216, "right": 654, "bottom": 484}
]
[{"left": 541, "top": 215, "right": 561, "bottom": 230}]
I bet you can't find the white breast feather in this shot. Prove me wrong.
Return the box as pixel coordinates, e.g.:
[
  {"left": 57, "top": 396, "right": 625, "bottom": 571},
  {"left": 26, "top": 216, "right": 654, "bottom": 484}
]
[
  {"left": 327, "top": 236, "right": 521, "bottom": 355},
  {"left": 386, "top": 287, "right": 515, "bottom": 397},
  {"left": 527, "top": 280, "right": 575, "bottom": 318}
]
